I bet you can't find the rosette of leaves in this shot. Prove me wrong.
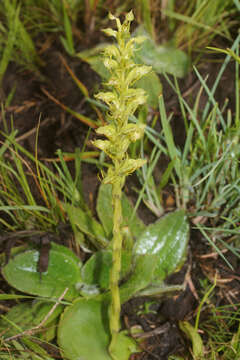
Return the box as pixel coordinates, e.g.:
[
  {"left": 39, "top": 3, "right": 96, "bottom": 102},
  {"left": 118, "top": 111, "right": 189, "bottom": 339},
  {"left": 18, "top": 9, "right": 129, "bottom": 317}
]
[
  {"left": 91, "top": 11, "right": 152, "bottom": 356},
  {"left": 1, "top": 183, "right": 189, "bottom": 360}
]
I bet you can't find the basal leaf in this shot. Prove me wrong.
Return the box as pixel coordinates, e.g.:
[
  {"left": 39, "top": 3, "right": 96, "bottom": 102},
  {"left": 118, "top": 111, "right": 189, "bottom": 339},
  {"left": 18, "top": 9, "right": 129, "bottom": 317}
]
[
  {"left": 58, "top": 298, "right": 139, "bottom": 360},
  {"left": 2, "top": 243, "right": 81, "bottom": 301},
  {"left": 120, "top": 210, "right": 189, "bottom": 301},
  {"left": 96, "top": 184, "right": 113, "bottom": 236},
  {"left": 134, "top": 26, "right": 189, "bottom": 78},
  {"left": 134, "top": 209, "right": 189, "bottom": 281}
]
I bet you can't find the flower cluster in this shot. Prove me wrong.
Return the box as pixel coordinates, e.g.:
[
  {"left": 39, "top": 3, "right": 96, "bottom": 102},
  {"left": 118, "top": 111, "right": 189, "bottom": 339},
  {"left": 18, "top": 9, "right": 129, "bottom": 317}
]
[{"left": 92, "top": 11, "right": 151, "bottom": 186}]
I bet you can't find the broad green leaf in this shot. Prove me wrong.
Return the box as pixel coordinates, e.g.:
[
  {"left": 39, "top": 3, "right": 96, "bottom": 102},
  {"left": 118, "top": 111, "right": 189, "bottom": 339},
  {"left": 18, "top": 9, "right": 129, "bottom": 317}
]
[
  {"left": 58, "top": 298, "right": 139, "bottom": 360},
  {"left": 134, "top": 209, "right": 189, "bottom": 280},
  {"left": 81, "top": 250, "right": 132, "bottom": 290},
  {"left": 134, "top": 26, "right": 189, "bottom": 78},
  {"left": 0, "top": 300, "right": 63, "bottom": 341},
  {"left": 96, "top": 183, "right": 145, "bottom": 239},
  {"left": 120, "top": 210, "right": 189, "bottom": 302},
  {"left": 63, "top": 203, "right": 108, "bottom": 249},
  {"left": 2, "top": 243, "right": 82, "bottom": 301}
]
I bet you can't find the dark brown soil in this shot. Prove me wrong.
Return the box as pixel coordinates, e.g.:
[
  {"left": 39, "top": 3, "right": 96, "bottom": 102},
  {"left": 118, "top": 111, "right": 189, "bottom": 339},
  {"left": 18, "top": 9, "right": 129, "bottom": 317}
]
[{"left": 0, "top": 34, "right": 240, "bottom": 360}]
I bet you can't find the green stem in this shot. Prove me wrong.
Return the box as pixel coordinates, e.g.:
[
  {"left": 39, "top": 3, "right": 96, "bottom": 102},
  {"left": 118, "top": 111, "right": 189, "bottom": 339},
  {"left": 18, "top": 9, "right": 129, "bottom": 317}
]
[{"left": 108, "top": 178, "right": 123, "bottom": 358}]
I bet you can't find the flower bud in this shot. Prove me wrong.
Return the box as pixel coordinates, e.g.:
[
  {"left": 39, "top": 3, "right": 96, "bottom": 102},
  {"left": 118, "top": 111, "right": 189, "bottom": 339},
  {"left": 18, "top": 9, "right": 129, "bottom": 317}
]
[
  {"left": 92, "top": 140, "right": 110, "bottom": 153},
  {"left": 125, "top": 11, "right": 134, "bottom": 22},
  {"left": 104, "top": 58, "right": 118, "bottom": 70},
  {"left": 123, "top": 123, "right": 146, "bottom": 142},
  {"left": 96, "top": 124, "right": 117, "bottom": 140},
  {"left": 120, "top": 158, "right": 147, "bottom": 176},
  {"left": 102, "top": 28, "right": 117, "bottom": 38},
  {"left": 104, "top": 45, "right": 120, "bottom": 58}
]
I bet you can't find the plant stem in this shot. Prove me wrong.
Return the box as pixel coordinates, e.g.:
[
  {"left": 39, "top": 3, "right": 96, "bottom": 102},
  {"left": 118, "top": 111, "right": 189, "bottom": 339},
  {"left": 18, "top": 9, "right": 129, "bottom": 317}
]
[{"left": 109, "top": 178, "right": 124, "bottom": 356}]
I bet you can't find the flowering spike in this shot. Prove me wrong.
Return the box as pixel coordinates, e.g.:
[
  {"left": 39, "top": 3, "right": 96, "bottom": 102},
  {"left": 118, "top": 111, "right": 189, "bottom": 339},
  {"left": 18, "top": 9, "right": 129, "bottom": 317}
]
[{"left": 93, "top": 11, "right": 151, "bottom": 359}]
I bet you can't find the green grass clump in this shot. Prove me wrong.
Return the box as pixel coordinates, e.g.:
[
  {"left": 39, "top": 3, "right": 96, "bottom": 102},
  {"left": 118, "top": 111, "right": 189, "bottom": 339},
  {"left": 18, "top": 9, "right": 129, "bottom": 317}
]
[{"left": 162, "top": 0, "right": 237, "bottom": 58}]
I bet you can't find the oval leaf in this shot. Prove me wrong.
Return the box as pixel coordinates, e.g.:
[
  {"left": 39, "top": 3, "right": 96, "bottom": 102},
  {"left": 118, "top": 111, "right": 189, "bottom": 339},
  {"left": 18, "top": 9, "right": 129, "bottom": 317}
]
[
  {"left": 134, "top": 209, "right": 189, "bottom": 280},
  {"left": 120, "top": 210, "right": 189, "bottom": 301},
  {"left": 58, "top": 298, "right": 138, "bottom": 360},
  {"left": 134, "top": 25, "right": 189, "bottom": 78},
  {"left": 2, "top": 243, "right": 82, "bottom": 300}
]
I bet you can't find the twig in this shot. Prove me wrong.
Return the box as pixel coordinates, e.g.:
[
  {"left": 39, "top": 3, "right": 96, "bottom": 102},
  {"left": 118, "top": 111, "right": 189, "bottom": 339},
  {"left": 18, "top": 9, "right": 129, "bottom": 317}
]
[
  {"left": 15, "top": 117, "right": 53, "bottom": 142},
  {"left": 132, "top": 323, "right": 170, "bottom": 339}
]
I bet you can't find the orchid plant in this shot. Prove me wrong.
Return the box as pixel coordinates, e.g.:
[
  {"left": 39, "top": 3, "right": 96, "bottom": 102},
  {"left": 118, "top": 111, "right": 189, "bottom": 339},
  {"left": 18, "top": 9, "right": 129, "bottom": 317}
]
[
  {"left": 92, "top": 11, "right": 151, "bottom": 356},
  {"left": 0, "top": 11, "right": 189, "bottom": 360}
]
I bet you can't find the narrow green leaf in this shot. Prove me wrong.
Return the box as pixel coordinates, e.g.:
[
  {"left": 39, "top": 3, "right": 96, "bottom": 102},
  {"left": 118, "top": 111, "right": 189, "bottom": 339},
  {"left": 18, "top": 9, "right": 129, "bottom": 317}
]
[
  {"left": 63, "top": 202, "right": 108, "bottom": 248},
  {"left": 179, "top": 321, "right": 204, "bottom": 359},
  {"left": 21, "top": 337, "right": 55, "bottom": 359},
  {"left": 0, "top": 294, "right": 34, "bottom": 300},
  {"left": 62, "top": 2, "right": 75, "bottom": 55},
  {"left": 159, "top": 94, "right": 181, "bottom": 178},
  {"left": 0, "top": 301, "right": 63, "bottom": 342},
  {"left": 0, "top": 4, "right": 19, "bottom": 83},
  {"left": 137, "top": 0, "right": 154, "bottom": 37}
]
